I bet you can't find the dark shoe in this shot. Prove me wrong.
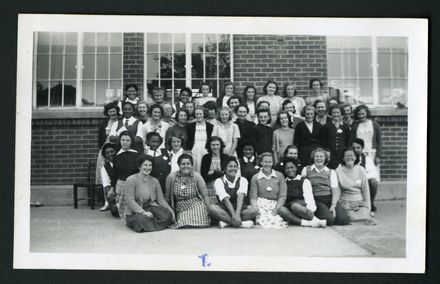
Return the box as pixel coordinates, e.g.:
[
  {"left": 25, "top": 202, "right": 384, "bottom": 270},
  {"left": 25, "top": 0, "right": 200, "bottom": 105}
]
[{"left": 371, "top": 205, "right": 377, "bottom": 212}]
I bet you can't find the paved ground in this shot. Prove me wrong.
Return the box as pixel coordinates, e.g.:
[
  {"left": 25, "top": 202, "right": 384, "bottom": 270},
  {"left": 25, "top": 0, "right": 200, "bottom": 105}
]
[{"left": 29, "top": 199, "right": 405, "bottom": 258}]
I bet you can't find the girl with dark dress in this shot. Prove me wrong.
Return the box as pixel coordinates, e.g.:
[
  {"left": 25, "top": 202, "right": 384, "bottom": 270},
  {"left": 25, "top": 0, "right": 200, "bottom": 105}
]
[
  {"left": 234, "top": 104, "right": 257, "bottom": 159},
  {"left": 208, "top": 157, "right": 259, "bottom": 228},
  {"left": 238, "top": 140, "right": 260, "bottom": 183},
  {"left": 166, "top": 109, "right": 189, "bottom": 149},
  {"left": 109, "top": 101, "right": 144, "bottom": 153},
  {"left": 99, "top": 142, "right": 118, "bottom": 215},
  {"left": 144, "top": 132, "right": 171, "bottom": 194},
  {"left": 278, "top": 158, "right": 326, "bottom": 228},
  {"left": 125, "top": 155, "right": 174, "bottom": 233},
  {"left": 321, "top": 104, "right": 350, "bottom": 169},
  {"left": 216, "top": 81, "right": 235, "bottom": 108},
  {"left": 294, "top": 105, "right": 323, "bottom": 166},
  {"left": 174, "top": 87, "right": 192, "bottom": 113},
  {"left": 113, "top": 131, "right": 142, "bottom": 222},
  {"left": 253, "top": 108, "right": 273, "bottom": 155}
]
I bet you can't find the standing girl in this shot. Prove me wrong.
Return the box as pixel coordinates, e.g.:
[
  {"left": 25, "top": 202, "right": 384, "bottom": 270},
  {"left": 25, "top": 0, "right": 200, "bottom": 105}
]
[
  {"left": 253, "top": 108, "right": 273, "bottom": 155},
  {"left": 242, "top": 85, "right": 258, "bottom": 121},
  {"left": 187, "top": 106, "right": 213, "bottom": 173},
  {"left": 257, "top": 80, "right": 284, "bottom": 126},
  {"left": 216, "top": 81, "right": 235, "bottom": 108},
  {"left": 294, "top": 105, "right": 323, "bottom": 166},
  {"left": 283, "top": 82, "right": 305, "bottom": 116},
  {"left": 141, "top": 104, "right": 170, "bottom": 149},
  {"left": 273, "top": 111, "right": 295, "bottom": 164},
  {"left": 212, "top": 107, "right": 240, "bottom": 157}
]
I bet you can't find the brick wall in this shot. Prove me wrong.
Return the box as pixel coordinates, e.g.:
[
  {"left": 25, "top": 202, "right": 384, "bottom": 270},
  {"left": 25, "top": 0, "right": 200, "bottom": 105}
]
[
  {"left": 375, "top": 116, "right": 408, "bottom": 181},
  {"left": 233, "top": 35, "right": 327, "bottom": 96},
  {"left": 123, "top": 33, "right": 144, "bottom": 93},
  {"left": 31, "top": 119, "right": 103, "bottom": 185}
]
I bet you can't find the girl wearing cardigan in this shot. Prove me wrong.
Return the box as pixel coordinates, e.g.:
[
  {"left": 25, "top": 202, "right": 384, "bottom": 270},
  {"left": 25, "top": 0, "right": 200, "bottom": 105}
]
[{"left": 125, "top": 155, "right": 174, "bottom": 232}]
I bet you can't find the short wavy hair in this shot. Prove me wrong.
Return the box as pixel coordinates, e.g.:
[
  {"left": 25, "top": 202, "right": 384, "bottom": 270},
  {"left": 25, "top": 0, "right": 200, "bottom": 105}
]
[
  {"left": 103, "top": 101, "right": 120, "bottom": 117},
  {"left": 148, "top": 104, "right": 164, "bottom": 118},
  {"left": 177, "top": 153, "right": 193, "bottom": 166},
  {"left": 263, "top": 80, "right": 279, "bottom": 95},
  {"left": 118, "top": 130, "right": 134, "bottom": 147},
  {"left": 309, "top": 78, "right": 323, "bottom": 89},
  {"left": 310, "top": 147, "right": 330, "bottom": 165},
  {"left": 205, "top": 136, "right": 226, "bottom": 153},
  {"left": 339, "top": 147, "right": 360, "bottom": 166},
  {"left": 353, "top": 104, "right": 372, "bottom": 120},
  {"left": 283, "top": 82, "right": 297, "bottom": 97},
  {"left": 216, "top": 106, "right": 233, "bottom": 122},
  {"left": 137, "top": 155, "right": 154, "bottom": 168}
]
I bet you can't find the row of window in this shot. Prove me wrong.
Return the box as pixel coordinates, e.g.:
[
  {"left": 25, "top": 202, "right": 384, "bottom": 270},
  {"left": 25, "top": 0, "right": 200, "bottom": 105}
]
[{"left": 33, "top": 32, "right": 408, "bottom": 109}]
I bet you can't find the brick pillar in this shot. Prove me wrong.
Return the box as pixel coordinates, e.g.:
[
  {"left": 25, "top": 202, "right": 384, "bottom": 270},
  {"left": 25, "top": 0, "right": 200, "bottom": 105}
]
[{"left": 123, "top": 33, "right": 144, "bottom": 94}]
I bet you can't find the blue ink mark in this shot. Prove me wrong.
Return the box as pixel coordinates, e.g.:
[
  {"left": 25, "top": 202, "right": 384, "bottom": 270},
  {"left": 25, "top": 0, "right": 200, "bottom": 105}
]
[{"left": 198, "top": 253, "right": 211, "bottom": 267}]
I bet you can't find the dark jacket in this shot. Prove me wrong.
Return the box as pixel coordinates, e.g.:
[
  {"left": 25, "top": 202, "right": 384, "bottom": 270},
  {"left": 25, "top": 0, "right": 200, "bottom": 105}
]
[
  {"left": 186, "top": 122, "right": 214, "bottom": 150},
  {"left": 98, "top": 119, "right": 109, "bottom": 149},
  {"left": 200, "top": 153, "right": 230, "bottom": 183}
]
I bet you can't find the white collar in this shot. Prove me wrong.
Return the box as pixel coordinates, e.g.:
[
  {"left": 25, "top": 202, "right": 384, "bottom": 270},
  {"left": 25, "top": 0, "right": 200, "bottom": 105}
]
[
  {"left": 257, "top": 169, "right": 277, "bottom": 180},
  {"left": 286, "top": 175, "right": 301, "bottom": 181},
  {"left": 123, "top": 116, "right": 136, "bottom": 124},
  {"left": 243, "top": 156, "right": 255, "bottom": 163},
  {"left": 145, "top": 148, "right": 161, "bottom": 157},
  {"left": 117, "top": 148, "right": 138, "bottom": 155},
  {"left": 222, "top": 174, "right": 240, "bottom": 186},
  {"left": 311, "top": 164, "right": 329, "bottom": 172},
  {"left": 170, "top": 148, "right": 184, "bottom": 157}
]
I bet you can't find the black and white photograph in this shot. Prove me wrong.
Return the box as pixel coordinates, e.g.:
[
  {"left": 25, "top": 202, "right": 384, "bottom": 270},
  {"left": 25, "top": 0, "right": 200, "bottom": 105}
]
[{"left": 14, "top": 15, "right": 427, "bottom": 272}]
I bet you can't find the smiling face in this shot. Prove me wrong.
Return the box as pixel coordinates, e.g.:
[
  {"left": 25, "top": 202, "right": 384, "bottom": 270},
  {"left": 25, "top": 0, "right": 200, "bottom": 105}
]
[
  {"left": 120, "top": 135, "right": 132, "bottom": 150},
  {"left": 122, "top": 104, "right": 134, "bottom": 119},
  {"left": 285, "top": 148, "right": 298, "bottom": 159},
  {"left": 225, "top": 85, "right": 234, "bottom": 96},
  {"left": 237, "top": 106, "right": 248, "bottom": 120},
  {"left": 177, "top": 111, "right": 188, "bottom": 124},
  {"left": 126, "top": 87, "right": 137, "bottom": 100},
  {"left": 137, "top": 104, "right": 148, "bottom": 117},
  {"left": 228, "top": 98, "right": 240, "bottom": 110},
  {"left": 151, "top": 107, "right": 162, "bottom": 121},
  {"left": 179, "top": 158, "right": 193, "bottom": 175},
  {"left": 180, "top": 90, "right": 191, "bottom": 103},
  {"left": 258, "top": 111, "right": 269, "bottom": 125},
  {"left": 210, "top": 140, "right": 221, "bottom": 154},
  {"left": 104, "top": 147, "right": 116, "bottom": 162},
  {"left": 311, "top": 80, "right": 321, "bottom": 90},
  {"left": 219, "top": 109, "right": 230, "bottom": 123},
  {"left": 153, "top": 91, "right": 164, "bottom": 103},
  {"left": 284, "top": 161, "right": 297, "bottom": 178},
  {"left": 261, "top": 155, "right": 274, "bottom": 172},
  {"left": 107, "top": 107, "right": 118, "bottom": 120},
  {"left": 313, "top": 151, "right": 326, "bottom": 168},
  {"left": 283, "top": 102, "right": 295, "bottom": 115},
  {"left": 185, "top": 103, "right": 194, "bottom": 115},
  {"left": 266, "top": 83, "right": 277, "bottom": 96},
  {"left": 343, "top": 149, "right": 356, "bottom": 168},
  {"left": 352, "top": 142, "right": 363, "bottom": 156},
  {"left": 201, "top": 85, "right": 210, "bottom": 96},
  {"left": 140, "top": 159, "right": 153, "bottom": 176},
  {"left": 148, "top": 135, "right": 161, "bottom": 150},
  {"left": 316, "top": 102, "right": 327, "bottom": 117},
  {"left": 357, "top": 109, "right": 367, "bottom": 122},
  {"left": 331, "top": 107, "right": 341, "bottom": 122},
  {"left": 162, "top": 104, "right": 173, "bottom": 117},
  {"left": 304, "top": 109, "right": 315, "bottom": 122},
  {"left": 246, "top": 88, "right": 255, "bottom": 100},
  {"left": 195, "top": 109, "right": 204, "bottom": 122},
  {"left": 286, "top": 84, "right": 296, "bottom": 98},
  {"left": 343, "top": 106, "right": 352, "bottom": 118},
  {"left": 279, "top": 113, "right": 289, "bottom": 127},
  {"left": 243, "top": 145, "right": 255, "bottom": 158},
  {"left": 171, "top": 136, "right": 182, "bottom": 151},
  {"left": 225, "top": 161, "right": 239, "bottom": 178}
]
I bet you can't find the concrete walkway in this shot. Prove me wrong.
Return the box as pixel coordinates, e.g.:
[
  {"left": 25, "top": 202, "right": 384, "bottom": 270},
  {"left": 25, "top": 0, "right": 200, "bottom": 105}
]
[{"left": 30, "top": 200, "right": 405, "bottom": 258}]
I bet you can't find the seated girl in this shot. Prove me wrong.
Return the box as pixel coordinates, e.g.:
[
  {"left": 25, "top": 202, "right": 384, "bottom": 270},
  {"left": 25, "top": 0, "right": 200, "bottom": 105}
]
[
  {"left": 125, "top": 155, "right": 174, "bottom": 233},
  {"left": 278, "top": 158, "right": 326, "bottom": 228},
  {"left": 249, "top": 153, "right": 288, "bottom": 229},
  {"left": 208, "top": 157, "right": 259, "bottom": 228}
]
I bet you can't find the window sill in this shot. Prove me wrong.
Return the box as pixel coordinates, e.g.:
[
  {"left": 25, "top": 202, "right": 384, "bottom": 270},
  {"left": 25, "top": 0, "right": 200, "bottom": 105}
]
[
  {"left": 369, "top": 106, "right": 407, "bottom": 116},
  {"left": 32, "top": 108, "right": 105, "bottom": 120}
]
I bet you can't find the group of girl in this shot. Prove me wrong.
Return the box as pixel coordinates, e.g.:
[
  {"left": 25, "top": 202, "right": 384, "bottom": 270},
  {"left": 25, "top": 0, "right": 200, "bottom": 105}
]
[{"left": 96, "top": 78, "right": 381, "bottom": 232}]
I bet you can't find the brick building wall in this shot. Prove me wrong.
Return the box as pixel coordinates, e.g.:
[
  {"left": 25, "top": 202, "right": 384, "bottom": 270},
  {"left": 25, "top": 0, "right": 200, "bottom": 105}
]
[
  {"left": 123, "top": 33, "right": 144, "bottom": 93},
  {"left": 233, "top": 35, "right": 327, "bottom": 95}
]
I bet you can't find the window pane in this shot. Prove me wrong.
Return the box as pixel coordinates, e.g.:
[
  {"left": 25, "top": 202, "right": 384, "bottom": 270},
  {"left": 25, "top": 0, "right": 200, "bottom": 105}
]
[
  {"left": 36, "top": 55, "right": 49, "bottom": 80},
  {"left": 64, "top": 54, "right": 77, "bottom": 80},
  {"left": 347, "top": 53, "right": 357, "bottom": 77},
  {"left": 206, "top": 80, "right": 218, "bottom": 97},
  {"left": 50, "top": 54, "right": 63, "bottom": 80},
  {"left": 219, "top": 53, "right": 230, "bottom": 78},
  {"left": 379, "top": 79, "right": 407, "bottom": 105},
  {"left": 358, "top": 79, "right": 373, "bottom": 104},
  {"left": 205, "top": 34, "right": 217, "bottom": 52},
  {"left": 49, "top": 81, "right": 63, "bottom": 107},
  {"left": 327, "top": 53, "right": 342, "bottom": 78},
  {"left": 392, "top": 53, "right": 408, "bottom": 78},
  {"left": 174, "top": 80, "right": 186, "bottom": 91},
  {"left": 174, "top": 53, "right": 186, "bottom": 78},
  {"left": 109, "top": 33, "right": 122, "bottom": 53},
  {"left": 63, "top": 80, "right": 76, "bottom": 106},
  {"left": 97, "top": 33, "right": 109, "bottom": 53},
  {"left": 160, "top": 80, "right": 172, "bottom": 89},
  {"left": 192, "top": 80, "right": 203, "bottom": 93},
  {"left": 36, "top": 81, "right": 49, "bottom": 107},
  {"left": 378, "top": 79, "right": 392, "bottom": 104},
  {"left": 109, "top": 54, "right": 122, "bottom": 79},
  {"left": 146, "top": 53, "right": 160, "bottom": 79},
  {"left": 174, "top": 33, "right": 185, "bottom": 52},
  {"left": 65, "top": 33, "right": 77, "bottom": 53},
  {"left": 192, "top": 34, "right": 204, "bottom": 53},
  {"left": 96, "top": 81, "right": 109, "bottom": 105},
  {"left": 358, "top": 53, "right": 372, "bottom": 77},
  {"left": 83, "top": 33, "right": 96, "bottom": 54},
  {"left": 96, "top": 54, "right": 109, "bottom": 79},
  {"left": 205, "top": 53, "right": 217, "bottom": 78},
  {"left": 81, "top": 81, "right": 95, "bottom": 106},
  {"left": 146, "top": 33, "right": 159, "bottom": 52},
  {"left": 82, "top": 54, "right": 95, "bottom": 79},
  {"left": 218, "top": 34, "right": 230, "bottom": 52},
  {"left": 37, "top": 32, "right": 50, "bottom": 54},
  {"left": 378, "top": 53, "right": 391, "bottom": 77},
  {"left": 191, "top": 53, "right": 203, "bottom": 78},
  {"left": 51, "top": 33, "right": 64, "bottom": 54},
  {"left": 160, "top": 53, "right": 173, "bottom": 79},
  {"left": 160, "top": 34, "right": 172, "bottom": 52},
  {"left": 377, "top": 37, "right": 407, "bottom": 49},
  {"left": 109, "top": 80, "right": 122, "bottom": 96}
]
